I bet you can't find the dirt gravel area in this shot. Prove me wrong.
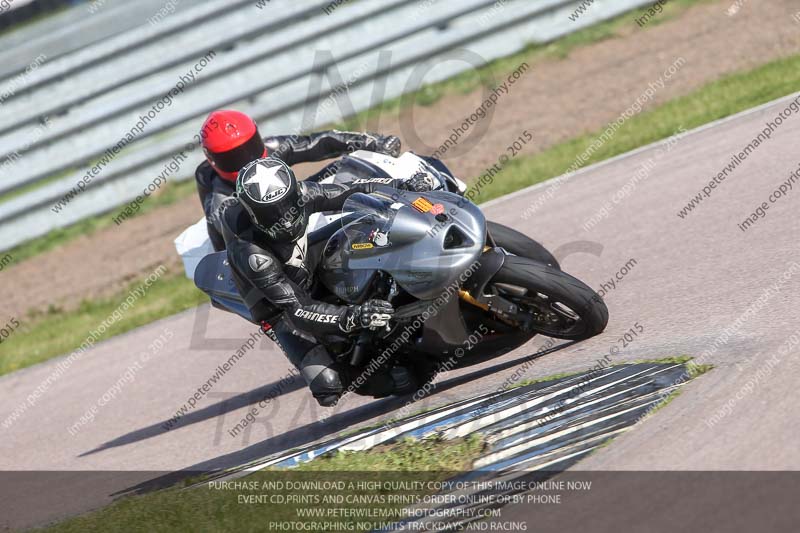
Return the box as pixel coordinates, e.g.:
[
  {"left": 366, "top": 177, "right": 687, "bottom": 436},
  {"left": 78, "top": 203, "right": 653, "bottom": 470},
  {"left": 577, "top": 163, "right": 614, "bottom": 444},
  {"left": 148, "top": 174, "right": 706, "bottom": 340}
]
[{"left": 3, "top": 0, "right": 799, "bottom": 318}]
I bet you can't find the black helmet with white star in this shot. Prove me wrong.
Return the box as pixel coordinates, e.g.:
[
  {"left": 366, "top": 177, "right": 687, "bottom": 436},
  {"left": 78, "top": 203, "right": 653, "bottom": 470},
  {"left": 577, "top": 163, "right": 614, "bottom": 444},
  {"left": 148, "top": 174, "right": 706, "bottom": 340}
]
[{"left": 236, "top": 157, "right": 305, "bottom": 242}]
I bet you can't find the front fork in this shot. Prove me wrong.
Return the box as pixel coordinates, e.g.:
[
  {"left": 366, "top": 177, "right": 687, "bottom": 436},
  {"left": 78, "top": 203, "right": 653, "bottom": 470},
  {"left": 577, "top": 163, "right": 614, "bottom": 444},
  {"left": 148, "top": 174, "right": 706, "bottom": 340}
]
[{"left": 459, "top": 248, "right": 534, "bottom": 331}]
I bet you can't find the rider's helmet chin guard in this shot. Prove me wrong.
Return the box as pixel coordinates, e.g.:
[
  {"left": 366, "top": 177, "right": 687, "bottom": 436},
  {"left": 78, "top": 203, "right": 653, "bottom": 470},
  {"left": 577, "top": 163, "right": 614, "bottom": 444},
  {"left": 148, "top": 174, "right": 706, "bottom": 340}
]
[
  {"left": 236, "top": 158, "right": 306, "bottom": 242},
  {"left": 201, "top": 110, "right": 267, "bottom": 182}
]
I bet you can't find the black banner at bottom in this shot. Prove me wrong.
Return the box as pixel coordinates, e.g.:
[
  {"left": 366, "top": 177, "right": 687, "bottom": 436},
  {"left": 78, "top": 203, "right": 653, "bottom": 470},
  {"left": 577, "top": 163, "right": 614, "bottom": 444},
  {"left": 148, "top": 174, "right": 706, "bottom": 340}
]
[{"left": 1, "top": 471, "right": 797, "bottom": 532}]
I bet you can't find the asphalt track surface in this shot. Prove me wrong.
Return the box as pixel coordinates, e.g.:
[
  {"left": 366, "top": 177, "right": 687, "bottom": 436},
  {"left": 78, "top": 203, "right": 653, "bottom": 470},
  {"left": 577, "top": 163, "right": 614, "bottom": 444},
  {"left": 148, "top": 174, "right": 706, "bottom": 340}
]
[{"left": 2, "top": 93, "right": 800, "bottom": 529}]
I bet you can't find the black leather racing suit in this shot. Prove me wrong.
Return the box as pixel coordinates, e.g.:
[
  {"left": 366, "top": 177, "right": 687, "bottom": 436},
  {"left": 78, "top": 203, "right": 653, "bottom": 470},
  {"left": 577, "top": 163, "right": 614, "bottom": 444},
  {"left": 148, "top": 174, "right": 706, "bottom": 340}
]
[
  {"left": 195, "top": 130, "right": 395, "bottom": 251},
  {"left": 218, "top": 177, "right": 411, "bottom": 405}
]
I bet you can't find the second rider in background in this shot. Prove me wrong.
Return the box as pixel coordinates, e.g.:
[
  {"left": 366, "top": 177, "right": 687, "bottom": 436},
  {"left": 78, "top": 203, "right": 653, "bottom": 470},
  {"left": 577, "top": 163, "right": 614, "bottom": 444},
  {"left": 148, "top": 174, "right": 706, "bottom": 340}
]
[{"left": 194, "top": 109, "right": 401, "bottom": 250}]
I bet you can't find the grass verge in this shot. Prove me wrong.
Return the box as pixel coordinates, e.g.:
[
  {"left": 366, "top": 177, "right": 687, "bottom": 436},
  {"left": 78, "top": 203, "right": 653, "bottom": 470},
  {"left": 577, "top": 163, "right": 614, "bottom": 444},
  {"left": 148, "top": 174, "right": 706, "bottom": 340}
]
[
  {"left": 0, "top": 266, "right": 206, "bottom": 376},
  {"left": 41, "top": 436, "right": 485, "bottom": 533},
  {"left": 469, "top": 52, "right": 800, "bottom": 203}
]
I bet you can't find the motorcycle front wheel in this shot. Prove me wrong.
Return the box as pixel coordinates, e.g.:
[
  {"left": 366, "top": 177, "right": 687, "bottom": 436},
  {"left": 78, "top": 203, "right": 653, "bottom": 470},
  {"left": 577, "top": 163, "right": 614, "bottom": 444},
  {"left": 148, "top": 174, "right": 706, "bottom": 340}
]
[
  {"left": 487, "top": 221, "right": 560, "bottom": 269},
  {"left": 489, "top": 255, "right": 608, "bottom": 341}
]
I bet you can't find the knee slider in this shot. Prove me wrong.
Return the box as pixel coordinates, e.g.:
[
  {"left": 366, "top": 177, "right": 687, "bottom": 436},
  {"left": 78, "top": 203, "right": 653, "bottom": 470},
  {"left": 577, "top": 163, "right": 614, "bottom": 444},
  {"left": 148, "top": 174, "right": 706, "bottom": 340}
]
[
  {"left": 309, "top": 368, "right": 343, "bottom": 398},
  {"left": 301, "top": 346, "right": 343, "bottom": 400}
]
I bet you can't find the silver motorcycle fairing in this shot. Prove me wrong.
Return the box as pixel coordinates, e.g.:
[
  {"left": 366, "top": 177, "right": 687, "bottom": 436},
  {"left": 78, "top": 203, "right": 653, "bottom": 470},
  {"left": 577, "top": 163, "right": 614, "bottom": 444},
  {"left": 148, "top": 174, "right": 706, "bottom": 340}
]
[
  {"left": 306, "top": 150, "right": 467, "bottom": 234},
  {"left": 318, "top": 187, "right": 486, "bottom": 302}
]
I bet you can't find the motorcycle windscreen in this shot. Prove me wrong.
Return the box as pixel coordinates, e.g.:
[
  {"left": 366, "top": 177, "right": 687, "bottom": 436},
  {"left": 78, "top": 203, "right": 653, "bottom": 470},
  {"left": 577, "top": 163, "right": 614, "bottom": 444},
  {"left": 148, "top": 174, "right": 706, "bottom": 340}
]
[
  {"left": 318, "top": 193, "right": 397, "bottom": 303},
  {"left": 341, "top": 191, "right": 397, "bottom": 223}
]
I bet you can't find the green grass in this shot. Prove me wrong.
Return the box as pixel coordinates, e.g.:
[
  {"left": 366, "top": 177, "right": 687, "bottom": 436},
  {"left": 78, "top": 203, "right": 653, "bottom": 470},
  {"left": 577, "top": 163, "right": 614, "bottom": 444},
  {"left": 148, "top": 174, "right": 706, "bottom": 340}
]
[
  {"left": 0, "top": 265, "right": 206, "bottom": 375},
  {"left": 468, "top": 52, "right": 800, "bottom": 203},
  {"left": 41, "top": 436, "right": 485, "bottom": 533},
  {"left": 687, "top": 361, "right": 714, "bottom": 378}
]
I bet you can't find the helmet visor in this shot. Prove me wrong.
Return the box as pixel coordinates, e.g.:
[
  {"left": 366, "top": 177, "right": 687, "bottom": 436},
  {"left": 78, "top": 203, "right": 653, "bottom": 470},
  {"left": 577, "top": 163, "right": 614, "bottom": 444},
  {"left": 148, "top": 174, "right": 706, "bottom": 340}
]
[{"left": 206, "top": 132, "right": 266, "bottom": 174}]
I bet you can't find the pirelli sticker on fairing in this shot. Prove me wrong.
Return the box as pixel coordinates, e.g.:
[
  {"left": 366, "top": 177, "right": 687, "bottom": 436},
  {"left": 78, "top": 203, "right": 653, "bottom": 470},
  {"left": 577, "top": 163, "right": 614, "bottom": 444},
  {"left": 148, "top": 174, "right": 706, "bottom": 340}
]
[
  {"left": 412, "top": 196, "right": 434, "bottom": 213},
  {"left": 351, "top": 242, "right": 374, "bottom": 250}
]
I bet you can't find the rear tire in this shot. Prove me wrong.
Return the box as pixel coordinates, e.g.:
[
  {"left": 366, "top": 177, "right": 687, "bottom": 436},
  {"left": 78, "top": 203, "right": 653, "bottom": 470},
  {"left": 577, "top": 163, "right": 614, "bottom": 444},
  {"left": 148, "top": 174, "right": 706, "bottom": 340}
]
[
  {"left": 487, "top": 221, "right": 560, "bottom": 269},
  {"left": 490, "top": 255, "right": 608, "bottom": 341}
]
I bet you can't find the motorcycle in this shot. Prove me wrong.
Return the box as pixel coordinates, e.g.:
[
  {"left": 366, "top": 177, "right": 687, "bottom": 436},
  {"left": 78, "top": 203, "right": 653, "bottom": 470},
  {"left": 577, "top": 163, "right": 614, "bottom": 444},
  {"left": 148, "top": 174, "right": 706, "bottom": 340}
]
[{"left": 193, "top": 151, "right": 608, "bottom": 388}]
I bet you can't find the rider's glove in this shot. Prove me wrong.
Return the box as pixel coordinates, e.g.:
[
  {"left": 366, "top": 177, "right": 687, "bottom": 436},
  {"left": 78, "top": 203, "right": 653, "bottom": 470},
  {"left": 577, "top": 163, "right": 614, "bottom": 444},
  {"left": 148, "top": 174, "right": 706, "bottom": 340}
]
[
  {"left": 340, "top": 299, "right": 394, "bottom": 333},
  {"left": 374, "top": 134, "right": 401, "bottom": 157},
  {"left": 403, "top": 171, "right": 436, "bottom": 193}
]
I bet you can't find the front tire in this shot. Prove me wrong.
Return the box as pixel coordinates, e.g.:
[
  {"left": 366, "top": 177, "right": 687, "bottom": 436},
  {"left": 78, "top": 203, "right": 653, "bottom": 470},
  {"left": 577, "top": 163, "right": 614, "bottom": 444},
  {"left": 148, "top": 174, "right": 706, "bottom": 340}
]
[
  {"left": 487, "top": 221, "right": 560, "bottom": 269},
  {"left": 490, "top": 255, "right": 608, "bottom": 341}
]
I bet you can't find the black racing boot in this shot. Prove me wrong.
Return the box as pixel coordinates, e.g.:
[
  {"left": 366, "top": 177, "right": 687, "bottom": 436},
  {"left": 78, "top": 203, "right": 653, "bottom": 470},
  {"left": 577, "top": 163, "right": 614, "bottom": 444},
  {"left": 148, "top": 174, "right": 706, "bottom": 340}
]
[
  {"left": 352, "top": 365, "right": 417, "bottom": 398},
  {"left": 267, "top": 319, "right": 345, "bottom": 407},
  {"left": 389, "top": 366, "right": 417, "bottom": 395}
]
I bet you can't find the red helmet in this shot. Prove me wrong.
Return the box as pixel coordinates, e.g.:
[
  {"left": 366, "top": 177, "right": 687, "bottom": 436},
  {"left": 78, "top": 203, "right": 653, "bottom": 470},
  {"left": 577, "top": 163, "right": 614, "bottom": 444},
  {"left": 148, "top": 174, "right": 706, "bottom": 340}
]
[{"left": 200, "top": 110, "right": 267, "bottom": 181}]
